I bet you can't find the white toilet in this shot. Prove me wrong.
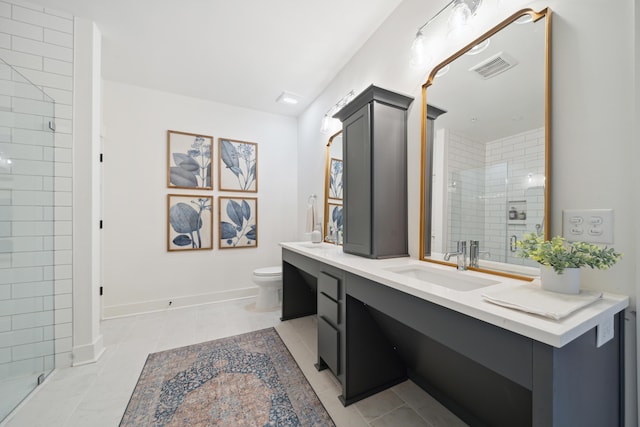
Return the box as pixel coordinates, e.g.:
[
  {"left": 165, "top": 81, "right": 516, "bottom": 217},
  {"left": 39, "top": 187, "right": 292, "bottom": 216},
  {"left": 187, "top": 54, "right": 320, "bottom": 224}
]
[{"left": 253, "top": 266, "right": 283, "bottom": 310}]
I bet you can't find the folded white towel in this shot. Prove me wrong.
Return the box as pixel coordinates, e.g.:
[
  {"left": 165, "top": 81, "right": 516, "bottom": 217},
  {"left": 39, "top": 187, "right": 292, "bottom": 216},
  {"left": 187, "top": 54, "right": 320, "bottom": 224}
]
[{"left": 482, "top": 284, "right": 603, "bottom": 320}]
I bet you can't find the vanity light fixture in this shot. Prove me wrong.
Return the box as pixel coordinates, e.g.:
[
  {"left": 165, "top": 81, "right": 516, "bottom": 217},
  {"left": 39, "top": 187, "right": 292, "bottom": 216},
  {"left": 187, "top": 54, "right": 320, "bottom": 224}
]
[
  {"left": 410, "top": 0, "right": 483, "bottom": 69},
  {"left": 320, "top": 90, "right": 355, "bottom": 133},
  {"left": 276, "top": 91, "right": 300, "bottom": 105}
]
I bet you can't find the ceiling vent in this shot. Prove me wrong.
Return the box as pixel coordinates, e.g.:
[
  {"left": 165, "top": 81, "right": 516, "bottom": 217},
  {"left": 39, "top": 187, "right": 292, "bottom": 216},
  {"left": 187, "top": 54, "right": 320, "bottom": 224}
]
[{"left": 469, "top": 52, "right": 518, "bottom": 79}]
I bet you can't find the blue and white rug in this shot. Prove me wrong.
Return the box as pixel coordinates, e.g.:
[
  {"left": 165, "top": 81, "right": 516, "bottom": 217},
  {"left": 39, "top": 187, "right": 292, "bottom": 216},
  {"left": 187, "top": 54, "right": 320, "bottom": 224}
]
[{"left": 120, "top": 328, "right": 334, "bottom": 427}]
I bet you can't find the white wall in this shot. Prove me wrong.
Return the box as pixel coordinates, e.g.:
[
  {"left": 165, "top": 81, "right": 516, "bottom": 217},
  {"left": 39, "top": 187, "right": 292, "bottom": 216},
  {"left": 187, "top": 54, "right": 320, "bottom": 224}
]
[
  {"left": 297, "top": 0, "right": 638, "bottom": 424},
  {"left": 101, "top": 81, "right": 298, "bottom": 317}
]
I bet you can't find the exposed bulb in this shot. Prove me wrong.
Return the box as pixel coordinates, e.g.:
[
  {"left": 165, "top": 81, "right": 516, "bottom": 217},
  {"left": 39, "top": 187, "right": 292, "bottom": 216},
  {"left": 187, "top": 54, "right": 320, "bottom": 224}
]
[{"left": 410, "top": 30, "right": 427, "bottom": 69}]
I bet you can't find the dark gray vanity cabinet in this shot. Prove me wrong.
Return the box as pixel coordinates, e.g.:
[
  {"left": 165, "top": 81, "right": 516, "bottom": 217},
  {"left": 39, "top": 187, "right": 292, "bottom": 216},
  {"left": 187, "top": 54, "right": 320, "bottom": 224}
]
[
  {"left": 316, "top": 272, "right": 342, "bottom": 376},
  {"left": 334, "top": 85, "right": 414, "bottom": 259}
]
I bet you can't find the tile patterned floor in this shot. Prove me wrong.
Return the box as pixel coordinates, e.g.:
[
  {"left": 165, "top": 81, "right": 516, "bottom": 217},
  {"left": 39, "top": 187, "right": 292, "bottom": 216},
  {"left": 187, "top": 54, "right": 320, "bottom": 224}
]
[{"left": 1, "top": 298, "right": 466, "bottom": 427}]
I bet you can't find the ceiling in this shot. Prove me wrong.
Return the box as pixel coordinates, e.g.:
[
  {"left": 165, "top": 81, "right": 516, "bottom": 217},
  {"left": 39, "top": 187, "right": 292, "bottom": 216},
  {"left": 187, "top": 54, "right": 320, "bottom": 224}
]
[{"left": 31, "top": 0, "right": 403, "bottom": 116}]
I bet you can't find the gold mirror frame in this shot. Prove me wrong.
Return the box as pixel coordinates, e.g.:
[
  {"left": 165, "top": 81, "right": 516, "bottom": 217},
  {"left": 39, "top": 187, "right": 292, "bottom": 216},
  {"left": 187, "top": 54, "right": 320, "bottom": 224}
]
[
  {"left": 419, "top": 8, "right": 551, "bottom": 280},
  {"left": 324, "top": 130, "right": 343, "bottom": 242}
]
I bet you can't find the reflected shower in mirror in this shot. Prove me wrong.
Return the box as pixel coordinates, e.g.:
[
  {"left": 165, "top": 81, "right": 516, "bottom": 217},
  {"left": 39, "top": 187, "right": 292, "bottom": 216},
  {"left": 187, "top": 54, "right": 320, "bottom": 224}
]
[
  {"left": 324, "top": 131, "right": 343, "bottom": 243},
  {"left": 420, "top": 8, "right": 551, "bottom": 278}
]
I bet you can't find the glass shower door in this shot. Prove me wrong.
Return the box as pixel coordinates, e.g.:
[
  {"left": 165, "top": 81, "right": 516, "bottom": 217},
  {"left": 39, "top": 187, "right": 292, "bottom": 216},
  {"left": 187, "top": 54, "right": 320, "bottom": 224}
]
[{"left": 0, "top": 58, "right": 56, "bottom": 421}]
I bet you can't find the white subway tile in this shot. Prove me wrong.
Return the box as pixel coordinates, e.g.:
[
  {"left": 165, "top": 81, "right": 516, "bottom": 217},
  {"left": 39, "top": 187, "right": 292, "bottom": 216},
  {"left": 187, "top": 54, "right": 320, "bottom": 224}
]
[
  {"left": 55, "top": 351, "right": 71, "bottom": 368},
  {"left": 42, "top": 176, "right": 52, "bottom": 191},
  {"left": 0, "top": 296, "right": 42, "bottom": 315},
  {"left": 0, "top": 236, "right": 44, "bottom": 253},
  {"left": 0, "top": 205, "right": 43, "bottom": 220},
  {"left": 42, "top": 87, "right": 71, "bottom": 105},
  {"left": 52, "top": 117, "right": 70, "bottom": 133},
  {"left": 0, "top": 253, "right": 8, "bottom": 268},
  {"left": 53, "top": 235, "right": 70, "bottom": 250},
  {"left": 53, "top": 292, "right": 70, "bottom": 308},
  {"left": 12, "top": 339, "right": 53, "bottom": 360},
  {"left": 54, "top": 191, "right": 70, "bottom": 207},
  {"left": 53, "top": 322, "right": 70, "bottom": 339},
  {"left": 0, "top": 47, "right": 42, "bottom": 70},
  {"left": 0, "top": 126, "right": 12, "bottom": 143},
  {"left": 12, "top": 311, "right": 54, "bottom": 330},
  {"left": 54, "top": 336, "right": 70, "bottom": 353},
  {"left": 12, "top": 36, "right": 72, "bottom": 62},
  {"left": 0, "top": 142, "right": 42, "bottom": 161},
  {"left": 9, "top": 1, "right": 43, "bottom": 12},
  {"left": 0, "top": 327, "right": 43, "bottom": 348},
  {"left": 0, "top": 221, "right": 10, "bottom": 237},
  {"left": 42, "top": 264, "right": 51, "bottom": 280},
  {"left": 0, "top": 111, "right": 47, "bottom": 131},
  {"left": 0, "top": 94, "right": 9, "bottom": 109},
  {"left": 0, "top": 284, "right": 8, "bottom": 299},
  {"left": 53, "top": 264, "right": 70, "bottom": 279},
  {"left": 0, "top": 33, "right": 9, "bottom": 49},
  {"left": 42, "top": 235, "right": 52, "bottom": 250},
  {"left": 0, "top": 315, "right": 9, "bottom": 332},
  {"left": 0, "top": 266, "right": 42, "bottom": 284},
  {"left": 53, "top": 103, "right": 71, "bottom": 119},
  {"left": 11, "top": 190, "right": 53, "bottom": 206},
  {"left": 53, "top": 147, "right": 71, "bottom": 163},
  {"left": 12, "top": 250, "right": 53, "bottom": 267},
  {"left": 0, "top": 356, "right": 45, "bottom": 379},
  {"left": 12, "top": 128, "right": 55, "bottom": 147},
  {"left": 12, "top": 97, "right": 54, "bottom": 117},
  {"left": 53, "top": 132, "right": 71, "bottom": 148},
  {"left": 43, "top": 28, "right": 72, "bottom": 48},
  {"left": 54, "top": 278, "right": 70, "bottom": 294},
  {"left": 42, "top": 324, "right": 52, "bottom": 340},
  {"left": 53, "top": 220, "right": 70, "bottom": 236},
  {"left": 43, "top": 57, "right": 71, "bottom": 76},
  {"left": 0, "top": 2, "right": 10, "bottom": 17},
  {"left": 11, "top": 159, "right": 54, "bottom": 176},
  {"left": 42, "top": 205, "right": 52, "bottom": 220},
  {"left": 12, "top": 220, "right": 53, "bottom": 236},
  {"left": 0, "top": 16, "right": 43, "bottom": 40},
  {"left": 12, "top": 6, "right": 72, "bottom": 33},
  {"left": 53, "top": 206, "right": 71, "bottom": 220},
  {"left": 11, "top": 280, "right": 52, "bottom": 298},
  {"left": 42, "top": 146, "right": 52, "bottom": 161},
  {"left": 44, "top": 7, "right": 72, "bottom": 20},
  {"left": 0, "top": 347, "right": 10, "bottom": 363},
  {"left": 53, "top": 162, "right": 70, "bottom": 177},
  {"left": 13, "top": 67, "right": 72, "bottom": 91},
  {"left": 53, "top": 307, "right": 70, "bottom": 323},
  {"left": 54, "top": 249, "right": 71, "bottom": 264},
  {"left": 42, "top": 294, "right": 51, "bottom": 309}
]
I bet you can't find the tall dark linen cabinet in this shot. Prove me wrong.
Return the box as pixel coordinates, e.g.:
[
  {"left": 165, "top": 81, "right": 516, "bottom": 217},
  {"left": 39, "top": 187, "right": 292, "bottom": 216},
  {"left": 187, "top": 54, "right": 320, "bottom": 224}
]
[{"left": 334, "top": 85, "right": 414, "bottom": 258}]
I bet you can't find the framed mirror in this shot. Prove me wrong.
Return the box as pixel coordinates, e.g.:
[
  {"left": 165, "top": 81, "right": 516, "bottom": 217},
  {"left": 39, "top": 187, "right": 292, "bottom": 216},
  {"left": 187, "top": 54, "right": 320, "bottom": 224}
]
[
  {"left": 419, "top": 8, "right": 551, "bottom": 278},
  {"left": 324, "top": 130, "right": 343, "bottom": 243}
]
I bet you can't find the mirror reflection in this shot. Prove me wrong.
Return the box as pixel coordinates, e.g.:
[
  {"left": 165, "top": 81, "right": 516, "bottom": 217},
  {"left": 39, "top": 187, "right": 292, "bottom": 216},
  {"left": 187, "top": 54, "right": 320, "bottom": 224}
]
[
  {"left": 324, "top": 131, "right": 343, "bottom": 243},
  {"left": 421, "top": 9, "right": 550, "bottom": 276}
]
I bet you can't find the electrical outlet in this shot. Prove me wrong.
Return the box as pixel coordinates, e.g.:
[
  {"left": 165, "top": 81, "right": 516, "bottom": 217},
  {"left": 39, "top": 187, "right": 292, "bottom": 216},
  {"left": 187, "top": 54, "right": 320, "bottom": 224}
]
[
  {"left": 562, "top": 209, "right": 614, "bottom": 244},
  {"left": 596, "top": 316, "right": 615, "bottom": 348}
]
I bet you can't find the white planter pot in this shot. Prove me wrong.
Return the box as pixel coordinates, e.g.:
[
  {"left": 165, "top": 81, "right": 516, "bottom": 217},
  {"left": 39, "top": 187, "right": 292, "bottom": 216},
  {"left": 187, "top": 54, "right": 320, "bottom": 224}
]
[{"left": 540, "top": 266, "right": 581, "bottom": 294}]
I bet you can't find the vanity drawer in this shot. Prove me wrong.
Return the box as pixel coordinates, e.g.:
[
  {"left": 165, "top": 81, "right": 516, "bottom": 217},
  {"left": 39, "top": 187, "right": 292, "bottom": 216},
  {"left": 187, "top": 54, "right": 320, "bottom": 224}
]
[
  {"left": 318, "top": 292, "right": 340, "bottom": 325},
  {"left": 318, "top": 272, "right": 340, "bottom": 301},
  {"left": 318, "top": 317, "right": 340, "bottom": 375}
]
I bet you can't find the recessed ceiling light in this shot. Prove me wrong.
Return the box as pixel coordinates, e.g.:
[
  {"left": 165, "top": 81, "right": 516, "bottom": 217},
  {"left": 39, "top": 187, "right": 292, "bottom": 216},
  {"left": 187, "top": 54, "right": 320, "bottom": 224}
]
[{"left": 276, "top": 91, "right": 300, "bottom": 105}]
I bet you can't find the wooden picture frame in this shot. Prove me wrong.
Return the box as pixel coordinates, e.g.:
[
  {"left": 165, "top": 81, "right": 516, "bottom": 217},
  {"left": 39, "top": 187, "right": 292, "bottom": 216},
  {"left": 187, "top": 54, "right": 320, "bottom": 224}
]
[
  {"left": 167, "top": 130, "right": 213, "bottom": 189},
  {"left": 218, "top": 197, "right": 257, "bottom": 248},
  {"left": 218, "top": 138, "right": 258, "bottom": 192},
  {"left": 167, "top": 194, "right": 213, "bottom": 251}
]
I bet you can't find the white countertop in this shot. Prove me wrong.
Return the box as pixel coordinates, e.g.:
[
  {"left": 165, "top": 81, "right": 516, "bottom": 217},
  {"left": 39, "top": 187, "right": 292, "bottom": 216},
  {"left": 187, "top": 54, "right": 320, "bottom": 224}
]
[{"left": 280, "top": 241, "right": 629, "bottom": 348}]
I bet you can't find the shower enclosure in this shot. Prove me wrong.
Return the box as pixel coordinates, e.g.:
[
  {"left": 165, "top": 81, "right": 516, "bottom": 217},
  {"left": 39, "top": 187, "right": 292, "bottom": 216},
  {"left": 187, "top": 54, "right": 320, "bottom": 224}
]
[{"left": 0, "top": 58, "right": 57, "bottom": 421}]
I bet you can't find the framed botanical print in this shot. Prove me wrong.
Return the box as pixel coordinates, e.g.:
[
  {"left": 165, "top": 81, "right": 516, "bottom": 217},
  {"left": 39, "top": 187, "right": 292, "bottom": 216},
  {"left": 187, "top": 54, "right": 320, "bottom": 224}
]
[
  {"left": 167, "top": 194, "right": 213, "bottom": 251},
  {"left": 327, "top": 203, "right": 343, "bottom": 243},
  {"left": 167, "top": 130, "right": 213, "bottom": 189},
  {"left": 329, "top": 158, "right": 343, "bottom": 200},
  {"left": 218, "top": 138, "right": 258, "bottom": 192},
  {"left": 219, "top": 197, "right": 257, "bottom": 248}
]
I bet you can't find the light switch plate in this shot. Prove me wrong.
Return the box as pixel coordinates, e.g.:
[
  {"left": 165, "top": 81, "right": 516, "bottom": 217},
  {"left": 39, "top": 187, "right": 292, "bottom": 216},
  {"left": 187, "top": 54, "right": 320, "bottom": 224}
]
[{"left": 562, "top": 209, "right": 614, "bottom": 244}]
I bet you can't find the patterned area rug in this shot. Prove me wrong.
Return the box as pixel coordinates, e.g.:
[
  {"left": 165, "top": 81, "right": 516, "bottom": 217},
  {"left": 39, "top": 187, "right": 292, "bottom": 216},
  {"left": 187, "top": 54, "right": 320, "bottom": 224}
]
[{"left": 120, "top": 328, "right": 334, "bottom": 427}]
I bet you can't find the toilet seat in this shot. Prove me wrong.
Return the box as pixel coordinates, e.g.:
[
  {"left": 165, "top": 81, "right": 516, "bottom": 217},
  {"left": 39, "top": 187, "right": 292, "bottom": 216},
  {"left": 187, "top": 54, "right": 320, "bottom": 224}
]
[{"left": 253, "top": 266, "right": 282, "bottom": 277}]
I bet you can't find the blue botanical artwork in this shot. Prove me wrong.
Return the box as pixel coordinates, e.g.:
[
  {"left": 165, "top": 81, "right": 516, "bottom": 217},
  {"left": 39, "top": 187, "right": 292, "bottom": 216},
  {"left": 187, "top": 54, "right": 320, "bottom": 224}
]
[
  {"left": 327, "top": 203, "right": 343, "bottom": 243},
  {"left": 329, "top": 158, "right": 343, "bottom": 199},
  {"left": 219, "top": 138, "right": 257, "bottom": 192},
  {"left": 219, "top": 197, "right": 257, "bottom": 248},
  {"left": 168, "top": 195, "right": 213, "bottom": 251},
  {"left": 168, "top": 130, "right": 213, "bottom": 189}
]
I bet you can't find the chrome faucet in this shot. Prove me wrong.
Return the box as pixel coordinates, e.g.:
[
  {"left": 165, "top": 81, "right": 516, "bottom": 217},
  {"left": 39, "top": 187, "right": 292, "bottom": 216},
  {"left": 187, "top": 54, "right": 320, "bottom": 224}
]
[
  {"left": 444, "top": 240, "right": 467, "bottom": 271},
  {"left": 469, "top": 240, "right": 480, "bottom": 268}
]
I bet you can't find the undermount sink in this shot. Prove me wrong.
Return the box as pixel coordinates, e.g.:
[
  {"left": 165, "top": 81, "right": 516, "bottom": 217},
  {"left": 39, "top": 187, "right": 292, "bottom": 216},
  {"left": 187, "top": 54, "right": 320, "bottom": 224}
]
[{"left": 384, "top": 265, "right": 500, "bottom": 292}]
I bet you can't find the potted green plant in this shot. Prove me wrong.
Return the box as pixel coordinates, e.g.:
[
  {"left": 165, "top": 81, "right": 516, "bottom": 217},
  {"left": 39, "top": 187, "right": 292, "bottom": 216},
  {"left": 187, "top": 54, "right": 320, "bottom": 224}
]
[{"left": 516, "top": 233, "right": 622, "bottom": 294}]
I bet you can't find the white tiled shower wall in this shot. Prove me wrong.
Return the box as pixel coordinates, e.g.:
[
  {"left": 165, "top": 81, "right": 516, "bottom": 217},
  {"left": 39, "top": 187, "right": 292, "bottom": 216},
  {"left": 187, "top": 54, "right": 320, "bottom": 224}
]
[
  {"left": 0, "top": 0, "right": 74, "bottom": 380},
  {"left": 444, "top": 127, "right": 544, "bottom": 265}
]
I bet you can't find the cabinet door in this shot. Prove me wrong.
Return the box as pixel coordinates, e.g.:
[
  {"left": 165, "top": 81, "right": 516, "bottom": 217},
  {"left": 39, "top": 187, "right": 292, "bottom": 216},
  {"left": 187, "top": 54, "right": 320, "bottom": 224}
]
[{"left": 342, "top": 103, "right": 372, "bottom": 256}]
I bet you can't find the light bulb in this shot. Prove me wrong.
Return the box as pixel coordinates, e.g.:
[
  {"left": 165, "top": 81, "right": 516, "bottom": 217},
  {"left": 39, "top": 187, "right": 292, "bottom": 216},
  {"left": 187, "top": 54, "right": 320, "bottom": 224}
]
[
  {"left": 320, "top": 114, "right": 330, "bottom": 133},
  {"left": 410, "top": 30, "right": 428, "bottom": 69}
]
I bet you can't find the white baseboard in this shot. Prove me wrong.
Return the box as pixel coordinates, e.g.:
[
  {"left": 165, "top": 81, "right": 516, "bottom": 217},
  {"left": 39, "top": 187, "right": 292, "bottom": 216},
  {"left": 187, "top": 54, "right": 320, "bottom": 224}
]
[
  {"left": 101, "top": 287, "right": 258, "bottom": 319},
  {"left": 72, "top": 334, "right": 105, "bottom": 366}
]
